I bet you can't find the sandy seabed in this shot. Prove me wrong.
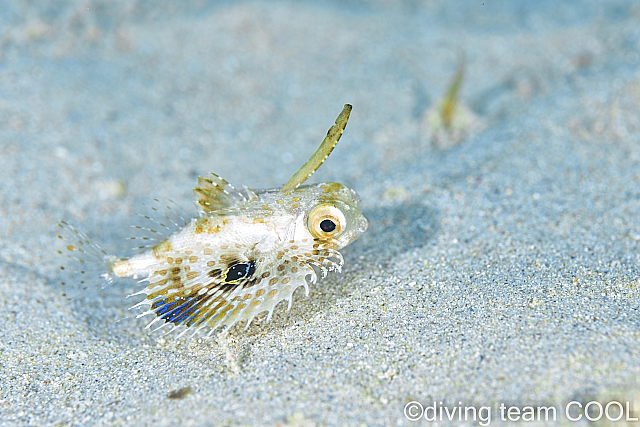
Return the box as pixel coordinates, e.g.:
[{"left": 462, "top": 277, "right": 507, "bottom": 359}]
[{"left": 1, "top": 1, "right": 640, "bottom": 426}]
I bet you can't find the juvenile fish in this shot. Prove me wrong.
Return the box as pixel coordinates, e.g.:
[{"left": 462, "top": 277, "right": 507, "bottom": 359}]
[{"left": 59, "top": 105, "right": 367, "bottom": 338}]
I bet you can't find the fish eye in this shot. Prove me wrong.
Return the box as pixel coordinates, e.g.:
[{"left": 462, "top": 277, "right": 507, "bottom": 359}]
[
  {"left": 320, "top": 219, "right": 336, "bottom": 233},
  {"left": 308, "top": 204, "right": 346, "bottom": 240}
]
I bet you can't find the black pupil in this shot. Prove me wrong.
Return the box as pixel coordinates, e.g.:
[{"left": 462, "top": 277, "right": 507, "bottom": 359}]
[
  {"left": 320, "top": 219, "right": 337, "bottom": 233},
  {"left": 226, "top": 261, "right": 255, "bottom": 281}
]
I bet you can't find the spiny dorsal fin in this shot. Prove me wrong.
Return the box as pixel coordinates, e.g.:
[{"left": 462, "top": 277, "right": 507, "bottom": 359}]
[
  {"left": 242, "top": 185, "right": 258, "bottom": 201},
  {"left": 193, "top": 173, "right": 247, "bottom": 213}
]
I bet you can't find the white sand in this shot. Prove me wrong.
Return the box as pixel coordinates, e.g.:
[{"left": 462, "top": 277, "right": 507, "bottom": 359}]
[{"left": 1, "top": 1, "right": 640, "bottom": 425}]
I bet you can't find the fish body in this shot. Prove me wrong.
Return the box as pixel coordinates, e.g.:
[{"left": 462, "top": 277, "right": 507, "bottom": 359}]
[
  {"left": 117, "top": 178, "right": 367, "bottom": 336},
  {"left": 59, "top": 105, "right": 367, "bottom": 337}
]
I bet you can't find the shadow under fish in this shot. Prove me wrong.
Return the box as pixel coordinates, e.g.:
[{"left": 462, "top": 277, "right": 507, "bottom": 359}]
[{"left": 350, "top": 202, "right": 438, "bottom": 267}]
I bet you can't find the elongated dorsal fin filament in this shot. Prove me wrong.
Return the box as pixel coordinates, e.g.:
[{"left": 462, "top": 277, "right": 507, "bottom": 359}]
[{"left": 280, "top": 104, "right": 352, "bottom": 193}]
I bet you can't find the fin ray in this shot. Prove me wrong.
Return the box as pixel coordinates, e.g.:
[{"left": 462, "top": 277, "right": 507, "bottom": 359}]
[{"left": 193, "top": 173, "right": 248, "bottom": 214}]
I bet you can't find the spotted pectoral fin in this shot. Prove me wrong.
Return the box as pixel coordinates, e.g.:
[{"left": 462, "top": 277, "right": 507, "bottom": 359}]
[
  {"left": 215, "top": 246, "right": 346, "bottom": 329},
  {"left": 131, "top": 245, "right": 345, "bottom": 337},
  {"left": 133, "top": 260, "right": 298, "bottom": 336},
  {"left": 193, "top": 173, "right": 250, "bottom": 214},
  {"left": 131, "top": 248, "right": 263, "bottom": 335}
]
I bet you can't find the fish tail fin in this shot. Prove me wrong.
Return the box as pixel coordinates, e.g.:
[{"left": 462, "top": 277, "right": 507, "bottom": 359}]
[{"left": 56, "top": 220, "right": 120, "bottom": 287}]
